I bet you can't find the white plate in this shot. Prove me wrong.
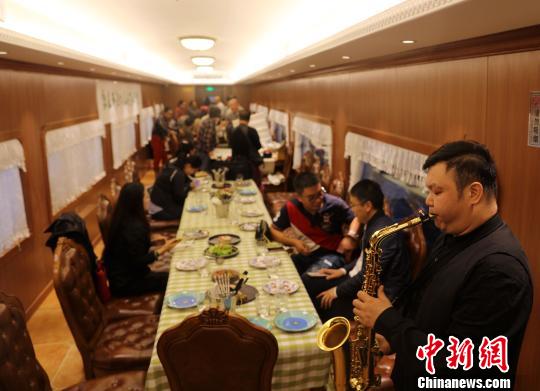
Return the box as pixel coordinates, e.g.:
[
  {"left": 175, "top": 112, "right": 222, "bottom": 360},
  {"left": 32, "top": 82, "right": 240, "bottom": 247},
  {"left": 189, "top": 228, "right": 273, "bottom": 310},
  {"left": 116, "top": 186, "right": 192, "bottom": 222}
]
[
  {"left": 249, "top": 256, "right": 281, "bottom": 269},
  {"left": 263, "top": 279, "right": 299, "bottom": 295},
  {"left": 239, "top": 197, "right": 256, "bottom": 204},
  {"left": 239, "top": 222, "right": 258, "bottom": 231},
  {"left": 183, "top": 230, "right": 209, "bottom": 240},
  {"left": 175, "top": 258, "right": 207, "bottom": 271},
  {"left": 241, "top": 210, "right": 263, "bottom": 217}
]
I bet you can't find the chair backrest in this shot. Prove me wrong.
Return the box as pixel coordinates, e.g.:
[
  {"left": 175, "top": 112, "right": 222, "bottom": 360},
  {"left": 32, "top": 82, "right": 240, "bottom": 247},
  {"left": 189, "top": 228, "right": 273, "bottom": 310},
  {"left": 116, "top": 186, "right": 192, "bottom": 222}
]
[
  {"left": 157, "top": 308, "right": 278, "bottom": 391},
  {"left": 53, "top": 237, "right": 106, "bottom": 378},
  {"left": 0, "top": 292, "right": 52, "bottom": 391},
  {"left": 96, "top": 194, "right": 113, "bottom": 243},
  {"left": 404, "top": 224, "right": 428, "bottom": 280}
]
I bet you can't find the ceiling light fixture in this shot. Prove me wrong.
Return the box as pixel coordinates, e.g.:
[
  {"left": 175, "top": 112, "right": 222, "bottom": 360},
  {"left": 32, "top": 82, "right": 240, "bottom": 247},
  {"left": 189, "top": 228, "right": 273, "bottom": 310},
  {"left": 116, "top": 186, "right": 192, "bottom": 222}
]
[
  {"left": 196, "top": 66, "right": 214, "bottom": 72},
  {"left": 89, "top": 68, "right": 95, "bottom": 71},
  {"left": 191, "top": 56, "right": 215, "bottom": 66},
  {"left": 0, "top": 51, "right": 7, "bottom": 55},
  {"left": 57, "top": 61, "right": 64, "bottom": 65},
  {"left": 309, "top": 64, "right": 316, "bottom": 68},
  {"left": 179, "top": 36, "right": 215, "bottom": 51},
  {"left": 402, "top": 39, "right": 416, "bottom": 44},
  {"left": 290, "top": 69, "right": 295, "bottom": 73},
  {"left": 341, "top": 55, "right": 350, "bottom": 60}
]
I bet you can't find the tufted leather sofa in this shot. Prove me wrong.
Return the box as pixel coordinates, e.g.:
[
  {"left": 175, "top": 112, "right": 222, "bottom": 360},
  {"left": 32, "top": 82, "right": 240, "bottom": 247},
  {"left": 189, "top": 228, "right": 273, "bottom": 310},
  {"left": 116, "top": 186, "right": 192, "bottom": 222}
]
[
  {"left": 0, "top": 291, "right": 146, "bottom": 391},
  {"left": 53, "top": 237, "right": 158, "bottom": 379},
  {"left": 157, "top": 308, "right": 278, "bottom": 391},
  {"left": 61, "top": 238, "right": 163, "bottom": 321}
]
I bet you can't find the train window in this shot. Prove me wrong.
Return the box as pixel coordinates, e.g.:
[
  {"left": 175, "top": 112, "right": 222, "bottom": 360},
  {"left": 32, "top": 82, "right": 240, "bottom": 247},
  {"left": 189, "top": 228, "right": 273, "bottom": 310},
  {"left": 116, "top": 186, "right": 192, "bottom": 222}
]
[
  {"left": 0, "top": 140, "right": 30, "bottom": 256},
  {"left": 111, "top": 119, "right": 137, "bottom": 169},
  {"left": 45, "top": 120, "right": 106, "bottom": 214}
]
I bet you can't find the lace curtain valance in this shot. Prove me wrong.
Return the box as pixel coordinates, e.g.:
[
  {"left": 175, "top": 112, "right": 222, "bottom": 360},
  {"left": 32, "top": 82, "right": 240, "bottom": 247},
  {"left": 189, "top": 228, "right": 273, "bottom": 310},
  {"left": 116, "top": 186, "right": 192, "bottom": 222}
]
[
  {"left": 46, "top": 120, "right": 106, "bottom": 214},
  {"left": 139, "top": 106, "right": 155, "bottom": 144},
  {"left": 96, "top": 81, "right": 142, "bottom": 124},
  {"left": 45, "top": 120, "right": 105, "bottom": 154},
  {"left": 344, "top": 132, "right": 427, "bottom": 188},
  {"left": 0, "top": 139, "right": 26, "bottom": 171}
]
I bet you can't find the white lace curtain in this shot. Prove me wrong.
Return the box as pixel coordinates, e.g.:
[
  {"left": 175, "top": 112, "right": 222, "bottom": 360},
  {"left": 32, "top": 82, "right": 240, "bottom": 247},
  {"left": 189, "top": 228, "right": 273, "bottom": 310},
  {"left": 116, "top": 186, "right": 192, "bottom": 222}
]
[
  {"left": 139, "top": 106, "right": 155, "bottom": 145},
  {"left": 249, "top": 103, "right": 258, "bottom": 113},
  {"left": 249, "top": 112, "right": 273, "bottom": 147},
  {"left": 46, "top": 120, "right": 106, "bottom": 214},
  {"left": 96, "top": 81, "right": 142, "bottom": 124},
  {"left": 154, "top": 103, "right": 164, "bottom": 117},
  {"left": 292, "top": 116, "right": 333, "bottom": 169},
  {"left": 268, "top": 109, "right": 290, "bottom": 145},
  {"left": 0, "top": 139, "right": 30, "bottom": 257},
  {"left": 111, "top": 118, "right": 137, "bottom": 169},
  {"left": 344, "top": 132, "right": 427, "bottom": 188},
  {"left": 256, "top": 105, "right": 268, "bottom": 117}
]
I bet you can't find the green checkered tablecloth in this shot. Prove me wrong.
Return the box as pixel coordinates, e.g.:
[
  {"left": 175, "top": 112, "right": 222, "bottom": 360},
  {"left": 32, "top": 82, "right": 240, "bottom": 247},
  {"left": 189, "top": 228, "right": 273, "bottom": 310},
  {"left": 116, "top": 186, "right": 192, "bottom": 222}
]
[{"left": 145, "top": 181, "right": 331, "bottom": 390}]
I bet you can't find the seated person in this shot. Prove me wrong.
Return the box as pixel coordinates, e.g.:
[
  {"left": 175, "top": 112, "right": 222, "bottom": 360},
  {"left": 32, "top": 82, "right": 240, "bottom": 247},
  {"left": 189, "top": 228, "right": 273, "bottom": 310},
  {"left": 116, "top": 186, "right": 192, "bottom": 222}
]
[
  {"left": 302, "top": 179, "right": 410, "bottom": 322},
  {"left": 270, "top": 172, "right": 360, "bottom": 275},
  {"left": 103, "top": 183, "right": 178, "bottom": 297},
  {"left": 149, "top": 155, "right": 202, "bottom": 221}
]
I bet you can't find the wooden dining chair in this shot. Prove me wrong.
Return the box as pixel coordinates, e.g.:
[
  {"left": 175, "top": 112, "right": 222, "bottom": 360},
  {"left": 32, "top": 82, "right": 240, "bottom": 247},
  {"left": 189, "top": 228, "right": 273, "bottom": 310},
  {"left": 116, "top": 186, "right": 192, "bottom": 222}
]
[
  {"left": 58, "top": 237, "right": 163, "bottom": 320},
  {"left": 0, "top": 291, "right": 146, "bottom": 391},
  {"left": 53, "top": 237, "right": 159, "bottom": 379},
  {"left": 157, "top": 308, "right": 279, "bottom": 391}
]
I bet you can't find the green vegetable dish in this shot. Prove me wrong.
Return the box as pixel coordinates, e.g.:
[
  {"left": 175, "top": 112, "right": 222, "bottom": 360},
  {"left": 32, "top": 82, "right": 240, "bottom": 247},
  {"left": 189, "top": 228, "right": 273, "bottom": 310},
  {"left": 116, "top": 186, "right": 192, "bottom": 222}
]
[{"left": 205, "top": 244, "right": 238, "bottom": 258}]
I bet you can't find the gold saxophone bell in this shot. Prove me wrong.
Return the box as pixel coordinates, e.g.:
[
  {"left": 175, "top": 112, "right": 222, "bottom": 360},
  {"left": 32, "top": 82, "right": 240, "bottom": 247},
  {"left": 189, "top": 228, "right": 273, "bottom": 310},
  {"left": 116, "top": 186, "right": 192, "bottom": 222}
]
[{"left": 317, "top": 317, "right": 351, "bottom": 351}]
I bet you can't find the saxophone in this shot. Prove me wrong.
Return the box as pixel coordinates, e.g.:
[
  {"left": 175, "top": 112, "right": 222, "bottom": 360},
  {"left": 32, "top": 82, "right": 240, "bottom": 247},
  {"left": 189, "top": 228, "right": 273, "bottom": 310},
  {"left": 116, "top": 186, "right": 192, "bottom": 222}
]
[{"left": 317, "top": 210, "right": 431, "bottom": 390}]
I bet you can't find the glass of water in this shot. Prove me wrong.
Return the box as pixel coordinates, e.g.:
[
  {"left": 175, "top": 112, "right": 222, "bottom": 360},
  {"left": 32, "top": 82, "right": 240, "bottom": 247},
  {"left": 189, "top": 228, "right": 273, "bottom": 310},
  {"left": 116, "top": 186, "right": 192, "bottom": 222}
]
[{"left": 256, "top": 292, "right": 272, "bottom": 320}]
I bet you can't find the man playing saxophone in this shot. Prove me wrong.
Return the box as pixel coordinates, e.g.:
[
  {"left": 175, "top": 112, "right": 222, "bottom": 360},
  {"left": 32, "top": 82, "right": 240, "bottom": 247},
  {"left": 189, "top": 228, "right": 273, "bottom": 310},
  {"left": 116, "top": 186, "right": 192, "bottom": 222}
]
[{"left": 353, "top": 140, "right": 533, "bottom": 390}]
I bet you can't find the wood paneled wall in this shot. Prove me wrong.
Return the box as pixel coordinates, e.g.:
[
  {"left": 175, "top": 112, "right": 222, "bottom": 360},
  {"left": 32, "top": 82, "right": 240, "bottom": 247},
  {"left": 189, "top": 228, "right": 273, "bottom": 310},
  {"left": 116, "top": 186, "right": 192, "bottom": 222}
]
[
  {"left": 250, "top": 50, "right": 540, "bottom": 390},
  {"left": 0, "top": 66, "right": 165, "bottom": 316},
  {"left": 162, "top": 85, "right": 196, "bottom": 109}
]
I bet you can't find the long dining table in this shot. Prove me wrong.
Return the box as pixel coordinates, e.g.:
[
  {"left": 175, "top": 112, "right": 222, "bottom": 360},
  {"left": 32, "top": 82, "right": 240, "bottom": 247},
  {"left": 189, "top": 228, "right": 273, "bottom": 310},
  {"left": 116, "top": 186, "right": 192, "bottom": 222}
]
[{"left": 144, "top": 180, "right": 331, "bottom": 390}]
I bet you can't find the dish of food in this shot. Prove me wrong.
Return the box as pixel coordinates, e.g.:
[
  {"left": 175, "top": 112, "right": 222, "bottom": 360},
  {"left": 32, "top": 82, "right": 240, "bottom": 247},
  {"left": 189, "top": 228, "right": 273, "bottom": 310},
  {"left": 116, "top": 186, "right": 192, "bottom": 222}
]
[
  {"left": 235, "top": 180, "right": 251, "bottom": 187},
  {"left": 183, "top": 230, "right": 209, "bottom": 240},
  {"left": 248, "top": 256, "right": 281, "bottom": 269},
  {"left": 238, "top": 188, "right": 257, "bottom": 196},
  {"left": 175, "top": 258, "right": 207, "bottom": 271},
  {"left": 208, "top": 234, "right": 241, "bottom": 245},
  {"left": 241, "top": 210, "right": 263, "bottom": 217},
  {"left": 239, "top": 197, "right": 256, "bottom": 204},
  {"left": 211, "top": 269, "right": 240, "bottom": 283},
  {"left": 239, "top": 222, "right": 258, "bottom": 232},
  {"left": 208, "top": 284, "right": 258, "bottom": 305},
  {"left": 263, "top": 279, "right": 299, "bottom": 295},
  {"left": 204, "top": 244, "right": 239, "bottom": 259},
  {"left": 212, "top": 183, "right": 232, "bottom": 189}
]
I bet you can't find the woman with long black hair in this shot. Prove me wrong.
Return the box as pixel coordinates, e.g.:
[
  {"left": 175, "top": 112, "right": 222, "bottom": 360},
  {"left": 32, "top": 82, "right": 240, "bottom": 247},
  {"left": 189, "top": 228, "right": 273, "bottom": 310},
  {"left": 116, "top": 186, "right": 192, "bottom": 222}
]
[{"left": 103, "top": 182, "right": 176, "bottom": 296}]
